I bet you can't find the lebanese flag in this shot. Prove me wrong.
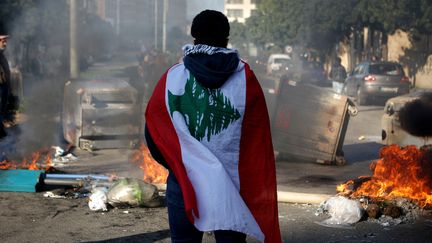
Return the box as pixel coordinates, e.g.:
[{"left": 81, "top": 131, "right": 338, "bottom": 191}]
[{"left": 145, "top": 61, "right": 281, "bottom": 243}]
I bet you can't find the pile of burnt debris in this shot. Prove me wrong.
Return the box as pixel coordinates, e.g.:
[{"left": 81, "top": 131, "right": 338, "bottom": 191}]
[
  {"left": 315, "top": 195, "right": 431, "bottom": 227},
  {"left": 362, "top": 197, "right": 427, "bottom": 226}
]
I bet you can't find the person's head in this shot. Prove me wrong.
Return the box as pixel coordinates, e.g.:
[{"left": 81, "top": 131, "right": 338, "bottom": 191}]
[
  {"left": 191, "top": 10, "right": 230, "bottom": 48},
  {"left": 335, "top": 57, "right": 341, "bottom": 65},
  {"left": 0, "top": 35, "right": 8, "bottom": 51}
]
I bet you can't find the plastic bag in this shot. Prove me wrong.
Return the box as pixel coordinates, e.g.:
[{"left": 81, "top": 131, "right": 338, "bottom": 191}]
[
  {"left": 88, "top": 187, "right": 108, "bottom": 211},
  {"left": 107, "top": 178, "right": 161, "bottom": 208},
  {"left": 318, "top": 196, "right": 364, "bottom": 228}
]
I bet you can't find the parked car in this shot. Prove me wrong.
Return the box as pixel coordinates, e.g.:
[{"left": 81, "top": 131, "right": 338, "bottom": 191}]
[
  {"left": 381, "top": 89, "right": 431, "bottom": 147},
  {"left": 300, "top": 60, "right": 330, "bottom": 87},
  {"left": 266, "top": 54, "right": 292, "bottom": 75},
  {"left": 343, "top": 61, "right": 410, "bottom": 105},
  {"left": 279, "top": 60, "right": 329, "bottom": 87}
]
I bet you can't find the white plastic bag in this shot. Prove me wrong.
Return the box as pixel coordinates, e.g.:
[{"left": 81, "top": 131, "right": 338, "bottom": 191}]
[
  {"left": 107, "top": 178, "right": 161, "bottom": 208},
  {"left": 318, "top": 196, "right": 364, "bottom": 227},
  {"left": 88, "top": 187, "right": 108, "bottom": 211}
]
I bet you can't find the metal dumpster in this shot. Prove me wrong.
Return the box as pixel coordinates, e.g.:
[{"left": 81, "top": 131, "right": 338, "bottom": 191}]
[
  {"left": 62, "top": 79, "right": 141, "bottom": 151},
  {"left": 271, "top": 79, "right": 357, "bottom": 165}
]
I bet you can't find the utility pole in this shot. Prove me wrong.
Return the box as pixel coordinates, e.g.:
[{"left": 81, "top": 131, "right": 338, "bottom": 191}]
[
  {"left": 154, "top": 0, "right": 158, "bottom": 50},
  {"left": 69, "top": 0, "right": 79, "bottom": 79},
  {"left": 116, "top": 0, "right": 120, "bottom": 35},
  {"left": 162, "top": 0, "right": 168, "bottom": 53}
]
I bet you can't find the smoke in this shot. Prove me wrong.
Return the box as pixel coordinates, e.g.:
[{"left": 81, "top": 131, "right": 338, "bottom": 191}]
[
  {"left": 1, "top": 1, "right": 223, "bottom": 160},
  {"left": 15, "top": 79, "right": 65, "bottom": 156},
  {"left": 399, "top": 93, "right": 432, "bottom": 138},
  {"left": 186, "top": 0, "right": 224, "bottom": 20},
  {"left": 1, "top": 1, "right": 68, "bottom": 159}
]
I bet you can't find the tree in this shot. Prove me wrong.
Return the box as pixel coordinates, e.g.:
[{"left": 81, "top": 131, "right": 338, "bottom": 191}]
[
  {"left": 246, "top": 0, "right": 355, "bottom": 59},
  {"left": 229, "top": 20, "right": 249, "bottom": 54}
]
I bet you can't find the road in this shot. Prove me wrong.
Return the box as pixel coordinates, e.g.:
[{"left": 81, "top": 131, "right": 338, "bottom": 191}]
[{"left": 1, "top": 57, "right": 431, "bottom": 242}]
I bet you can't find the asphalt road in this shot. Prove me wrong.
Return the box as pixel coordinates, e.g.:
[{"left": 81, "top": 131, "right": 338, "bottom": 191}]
[
  {"left": 1, "top": 58, "right": 431, "bottom": 242},
  {"left": 2, "top": 100, "right": 430, "bottom": 243}
]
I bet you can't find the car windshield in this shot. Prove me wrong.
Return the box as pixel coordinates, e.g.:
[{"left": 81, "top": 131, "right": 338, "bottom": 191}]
[
  {"left": 274, "top": 58, "right": 291, "bottom": 64},
  {"left": 369, "top": 63, "right": 402, "bottom": 76}
]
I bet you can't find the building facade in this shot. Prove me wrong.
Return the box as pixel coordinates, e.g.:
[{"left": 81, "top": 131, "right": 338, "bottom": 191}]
[{"left": 224, "top": 0, "right": 260, "bottom": 23}]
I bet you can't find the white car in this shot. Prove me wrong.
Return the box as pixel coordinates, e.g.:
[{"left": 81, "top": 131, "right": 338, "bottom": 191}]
[
  {"left": 266, "top": 54, "right": 291, "bottom": 75},
  {"left": 381, "top": 89, "right": 431, "bottom": 147}
]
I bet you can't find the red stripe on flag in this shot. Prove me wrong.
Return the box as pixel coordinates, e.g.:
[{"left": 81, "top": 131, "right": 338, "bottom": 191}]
[
  {"left": 239, "top": 63, "right": 282, "bottom": 243},
  {"left": 145, "top": 70, "right": 199, "bottom": 222}
]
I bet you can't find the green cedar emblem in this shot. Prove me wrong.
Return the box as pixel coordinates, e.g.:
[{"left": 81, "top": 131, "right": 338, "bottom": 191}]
[{"left": 168, "top": 73, "right": 241, "bottom": 141}]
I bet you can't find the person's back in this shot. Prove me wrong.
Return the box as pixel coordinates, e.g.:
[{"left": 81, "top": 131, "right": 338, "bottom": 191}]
[
  {"left": 144, "top": 10, "right": 281, "bottom": 243},
  {"left": 330, "top": 59, "right": 346, "bottom": 82},
  {"left": 330, "top": 57, "right": 347, "bottom": 93}
]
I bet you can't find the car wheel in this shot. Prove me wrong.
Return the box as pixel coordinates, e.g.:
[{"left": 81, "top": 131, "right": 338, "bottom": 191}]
[{"left": 356, "top": 88, "right": 367, "bottom": 105}]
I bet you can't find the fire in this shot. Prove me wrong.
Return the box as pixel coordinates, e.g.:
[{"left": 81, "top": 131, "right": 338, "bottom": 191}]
[
  {"left": 337, "top": 145, "right": 432, "bottom": 207},
  {"left": 0, "top": 149, "right": 53, "bottom": 170},
  {"left": 132, "top": 143, "right": 168, "bottom": 184}
]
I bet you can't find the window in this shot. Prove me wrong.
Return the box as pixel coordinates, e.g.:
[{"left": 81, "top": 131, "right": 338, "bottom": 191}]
[
  {"left": 369, "top": 63, "right": 403, "bottom": 76},
  {"left": 227, "top": 9, "right": 243, "bottom": 18},
  {"left": 227, "top": 0, "right": 243, "bottom": 4},
  {"left": 353, "top": 65, "right": 362, "bottom": 75}
]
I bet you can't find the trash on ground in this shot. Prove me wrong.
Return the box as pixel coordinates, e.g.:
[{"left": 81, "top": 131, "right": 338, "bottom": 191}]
[
  {"left": 51, "top": 146, "right": 78, "bottom": 166},
  {"left": 107, "top": 178, "right": 163, "bottom": 208},
  {"left": 88, "top": 187, "right": 109, "bottom": 211},
  {"left": 43, "top": 173, "right": 115, "bottom": 189},
  {"left": 316, "top": 196, "right": 364, "bottom": 228},
  {"left": 43, "top": 191, "right": 67, "bottom": 199}
]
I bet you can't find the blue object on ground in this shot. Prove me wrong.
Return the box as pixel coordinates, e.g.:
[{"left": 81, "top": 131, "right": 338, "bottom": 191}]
[{"left": 0, "top": 169, "right": 45, "bottom": 192}]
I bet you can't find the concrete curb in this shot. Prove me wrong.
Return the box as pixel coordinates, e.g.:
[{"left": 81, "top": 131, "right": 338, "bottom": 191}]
[{"left": 277, "top": 191, "right": 333, "bottom": 204}]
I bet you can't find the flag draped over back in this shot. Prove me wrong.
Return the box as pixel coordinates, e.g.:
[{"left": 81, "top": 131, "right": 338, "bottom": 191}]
[{"left": 145, "top": 61, "right": 281, "bottom": 243}]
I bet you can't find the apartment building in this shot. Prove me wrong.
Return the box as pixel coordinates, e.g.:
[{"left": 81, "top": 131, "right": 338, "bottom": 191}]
[{"left": 224, "top": 0, "right": 260, "bottom": 23}]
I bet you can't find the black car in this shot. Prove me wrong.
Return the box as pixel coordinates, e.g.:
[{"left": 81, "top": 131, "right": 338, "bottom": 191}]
[
  {"left": 280, "top": 60, "right": 329, "bottom": 87},
  {"left": 343, "top": 61, "right": 410, "bottom": 105}
]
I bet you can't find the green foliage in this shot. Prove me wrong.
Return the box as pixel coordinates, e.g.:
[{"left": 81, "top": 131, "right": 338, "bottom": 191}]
[
  {"left": 229, "top": 20, "right": 248, "bottom": 52},
  {"left": 245, "top": 0, "right": 356, "bottom": 55},
  {"left": 245, "top": 0, "right": 432, "bottom": 57},
  {"left": 168, "top": 74, "right": 241, "bottom": 142},
  {"left": 0, "top": 0, "right": 36, "bottom": 34}
]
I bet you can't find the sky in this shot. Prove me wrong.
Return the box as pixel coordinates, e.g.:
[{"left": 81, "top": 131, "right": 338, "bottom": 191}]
[{"left": 186, "top": 0, "right": 224, "bottom": 20}]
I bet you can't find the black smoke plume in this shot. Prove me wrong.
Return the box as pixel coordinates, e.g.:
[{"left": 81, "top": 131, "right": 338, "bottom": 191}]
[{"left": 399, "top": 93, "right": 432, "bottom": 138}]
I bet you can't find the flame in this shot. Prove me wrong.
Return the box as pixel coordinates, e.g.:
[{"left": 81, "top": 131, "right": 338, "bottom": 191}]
[
  {"left": 337, "top": 180, "right": 354, "bottom": 195},
  {"left": 337, "top": 145, "right": 432, "bottom": 207},
  {"left": 0, "top": 149, "right": 54, "bottom": 171},
  {"left": 132, "top": 143, "right": 168, "bottom": 184}
]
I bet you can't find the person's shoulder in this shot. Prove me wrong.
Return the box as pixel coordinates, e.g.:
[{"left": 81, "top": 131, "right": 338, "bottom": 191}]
[{"left": 168, "top": 62, "right": 185, "bottom": 72}]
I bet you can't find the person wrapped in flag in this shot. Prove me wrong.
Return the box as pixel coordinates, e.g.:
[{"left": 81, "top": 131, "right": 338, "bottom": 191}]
[{"left": 145, "top": 10, "right": 281, "bottom": 243}]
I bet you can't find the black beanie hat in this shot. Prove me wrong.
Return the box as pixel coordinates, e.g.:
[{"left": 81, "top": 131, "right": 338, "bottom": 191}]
[{"left": 191, "top": 10, "right": 230, "bottom": 46}]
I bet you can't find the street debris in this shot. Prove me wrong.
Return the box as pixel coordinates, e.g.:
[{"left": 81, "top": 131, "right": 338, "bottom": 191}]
[
  {"left": 88, "top": 187, "right": 109, "bottom": 211},
  {"left": 43, "top": 173, "right": 114, "bottom": 188},
  {"left": 106, "top": 178, "right": 162, "bottom": 208},
  {"left": 51, "top": 146, "right": 78, "bottom": 167},
  {"left": 316, "top": 196, "right": 364, "bottom": 228},
  {"left": 43, "top": 191, "right": 67, "bottom": 199},
  {"left": 42, "top": 187, "right": 90, "bottom": 199}
]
